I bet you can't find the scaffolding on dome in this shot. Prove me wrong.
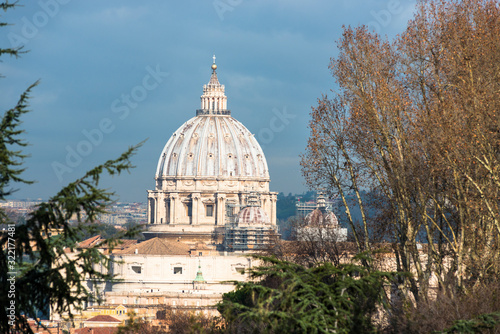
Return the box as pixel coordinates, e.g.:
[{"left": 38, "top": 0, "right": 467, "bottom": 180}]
[{"left": 223, "top": 193, "right": 278, "bottom": 252}]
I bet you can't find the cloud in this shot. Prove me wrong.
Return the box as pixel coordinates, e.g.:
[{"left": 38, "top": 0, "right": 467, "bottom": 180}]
[{"left": 2, "top": 0, "right": 419, "bottom": 201}]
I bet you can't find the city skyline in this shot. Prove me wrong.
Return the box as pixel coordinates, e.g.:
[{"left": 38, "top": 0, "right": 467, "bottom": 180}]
[{"left": 0, "top": 1, "right": 416, "bottom": 202}]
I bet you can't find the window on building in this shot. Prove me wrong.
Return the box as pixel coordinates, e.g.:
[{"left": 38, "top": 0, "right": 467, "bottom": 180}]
[
  {"left": 186, "top": 203, "right": 192, "bottom": 217},
  {"left": 149, "top": 199, "right": 155, "bottom": 224},
  {"left": 131, "top": 266, "right": 142, "bottom": 274},
  {"left": 166, "top": 202, "right": 170, "bottom": 223},
  {"left": 206, "top": 204, "right": 214, "bottom": 217},
  {"left": 235, "top": 267, "right": 245, "bottom": 274},
  {"left": 174, "top": 267, "right": 183, "bottom": 274}
]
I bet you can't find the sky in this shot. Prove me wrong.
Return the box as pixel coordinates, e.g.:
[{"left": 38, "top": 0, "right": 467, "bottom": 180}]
[{"left": 0, "top": 0, "right": 417, "bottom": 203}]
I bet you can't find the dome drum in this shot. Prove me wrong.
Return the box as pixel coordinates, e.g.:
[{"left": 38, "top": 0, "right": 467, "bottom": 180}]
[{"left": 154, "top": 177, "right": 270, "bottom": 193}]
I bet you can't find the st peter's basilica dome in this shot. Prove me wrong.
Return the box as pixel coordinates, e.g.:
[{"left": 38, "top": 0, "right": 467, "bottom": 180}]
[{"left": 146, "top": 58, "right": 277, "bottom": 241}]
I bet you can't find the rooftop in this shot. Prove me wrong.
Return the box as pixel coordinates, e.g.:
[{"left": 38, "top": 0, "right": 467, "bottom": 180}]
[{"left": 116, "top": 237, "right": 191, "bottom": 255}]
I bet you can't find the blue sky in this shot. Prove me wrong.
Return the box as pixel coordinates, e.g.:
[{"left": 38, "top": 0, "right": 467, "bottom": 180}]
[{"left": 0, "top": 0, "right": 416, "bottom": 202}]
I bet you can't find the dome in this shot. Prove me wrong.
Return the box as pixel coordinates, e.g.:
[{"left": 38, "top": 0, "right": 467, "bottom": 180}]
[
  {"left": 156, "top": 115, "right": 268, "bottom": 179},
  {"left": 236, "top": 206, "right": 271, "bottom": 226},
  {"left": 305, "top": 209, "right": 339, "bottom": 226},
  {"left": 155, "top": 59, "right": 269, "bottom": 180},
  {"left": 146, "top": 59, "right": 277, "bottom": 236}
]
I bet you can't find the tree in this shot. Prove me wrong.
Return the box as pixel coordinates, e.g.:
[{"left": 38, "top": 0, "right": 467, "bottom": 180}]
[
  {"left": 394, "top": 281, "right": 500, "bottom": 333},
  {"left": 0, "top": 2, "right": 141, "bottom": 332},
  {"left": 284, "top": 215, "right": 350, "bottom": 267},
  {"left": 302, "top": 0, "right": 500, "bottom": 305},
  {"left": 218, "top": 255, "right": 398, "bottom": 334}
]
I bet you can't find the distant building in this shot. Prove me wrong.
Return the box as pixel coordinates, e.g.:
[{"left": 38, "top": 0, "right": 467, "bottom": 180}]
[
  {"left": 296, "top": 192, "right": 347, "bottom": 242},
  {"left": 82, "top": 315, "right": 122, "bottom": 328},
  {"left": 296, "top": 193, "right": 336, "bottom": 218}
]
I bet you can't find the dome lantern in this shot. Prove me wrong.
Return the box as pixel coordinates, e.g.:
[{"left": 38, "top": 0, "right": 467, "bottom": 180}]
[{"left": 199, "top": 55, "right": 229, "bottom": 116}]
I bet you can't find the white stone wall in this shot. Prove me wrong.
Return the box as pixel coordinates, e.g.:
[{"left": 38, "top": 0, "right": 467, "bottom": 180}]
[{"left": 108, "top": 254, "right": 254, "bottom": 293}]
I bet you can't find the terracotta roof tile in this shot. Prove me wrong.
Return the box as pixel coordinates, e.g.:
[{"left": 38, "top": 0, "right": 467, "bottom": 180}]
[
  {"left": 78, "top": 235, "right": 103, "bottom": 248},
  {"left": 74, "top": 327, "right": 118, "bottom": 334},
  {"left": 85, "top": 315, "right": 121, "bottom": 323},
  {"left": 117, "top": 239, "right": 138, "bottom": 249},
  {"left": 116, "top": 237, "right": 191, "bottom": 255}
]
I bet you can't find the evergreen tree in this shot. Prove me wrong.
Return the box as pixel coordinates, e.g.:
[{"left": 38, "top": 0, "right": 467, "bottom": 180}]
[
  {"left": 218, "top": 255, "right": 398, "bottom": 334},
  {"left": 0, "top": 2, "right": 141, "bottom": 332}
]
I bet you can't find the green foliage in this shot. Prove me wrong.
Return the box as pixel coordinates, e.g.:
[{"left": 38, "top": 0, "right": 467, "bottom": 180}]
[
  {"left": 0, "top": 81, "right": 36, "bottom": 200},
  {"left": 76, "top": 221, "right": 118, "bottom": 240},
  {"left": 435, "top": 312, "right": 500, "bottom": 334},
  {"left": 276, "top": 192, "right": 297, "bottom": 221},
  {"left": 218, "top": 255, "right": 398, "bottom": 333},
  {"left": 0, "top": 3, "right": 143, "bottom": 332},
  {"left": 0, "top": 1, "right": 24, "bottom": 60},
  {"left": 0, "top": 142, "right": 142, "bottom": 333}
]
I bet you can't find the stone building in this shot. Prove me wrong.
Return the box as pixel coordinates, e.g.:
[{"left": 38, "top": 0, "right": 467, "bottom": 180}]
[
  {"left": 74, "top": 59, "right": 279, "bottom": 323},
  {"left": 296, "top": 192, "right": 348, "bottom": 242},
  {"left": 146, "top": 58, "right": 277, "bottom": 244},
  {"left": 224, "top": 192, "right": 278, "bottom": 251}
]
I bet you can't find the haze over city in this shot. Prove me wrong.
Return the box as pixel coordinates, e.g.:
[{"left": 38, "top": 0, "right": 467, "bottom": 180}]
[{"left": 0, "top": 0, "right": 415, "bottom": 202}]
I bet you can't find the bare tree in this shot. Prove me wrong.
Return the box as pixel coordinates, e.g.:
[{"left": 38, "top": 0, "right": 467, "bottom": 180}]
[{"left": 302, "top": 0, "right": 500, "bottom": 305}]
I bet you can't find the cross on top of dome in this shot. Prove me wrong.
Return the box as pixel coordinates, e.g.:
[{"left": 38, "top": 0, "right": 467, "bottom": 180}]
[
  {"left": 211, "top": 54, "right": 217, "bottom": 71},
  {"left": 208, "top": 55, "right": 220, "bottom": 86}
]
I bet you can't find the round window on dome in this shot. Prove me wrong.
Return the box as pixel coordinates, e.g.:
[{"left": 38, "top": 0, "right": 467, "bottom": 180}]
[{"left": 208, "top": 153, "right": 214, "bottom": 158}]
